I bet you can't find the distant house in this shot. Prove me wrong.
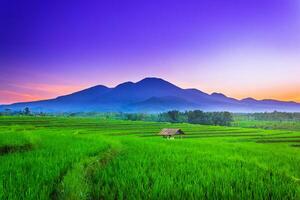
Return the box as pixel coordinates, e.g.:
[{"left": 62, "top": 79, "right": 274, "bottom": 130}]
[{"left": 159, "top": 128, "right": 185, "bottom": 138}]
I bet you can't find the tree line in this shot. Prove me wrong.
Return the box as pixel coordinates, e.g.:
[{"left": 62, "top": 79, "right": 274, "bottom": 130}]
[
  {"left": 123, "top": 110, "right": 234, "bottom": 126},
  {"left": 0, "top": 107, "right": 233, "bottom": 126},
  {"left": 0, "top": 107, "right": 33, "bottom": 116},
  {"left": 234, "top": 111, "right": 300, "bottom": 121}
]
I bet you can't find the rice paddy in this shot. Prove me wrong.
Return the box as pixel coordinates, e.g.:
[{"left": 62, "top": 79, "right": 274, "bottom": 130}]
[{"left": 1, "top": 116, "right": 300, "bottom": 199}]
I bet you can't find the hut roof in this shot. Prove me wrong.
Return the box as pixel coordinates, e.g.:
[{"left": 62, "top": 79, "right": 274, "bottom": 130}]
[{"left": 159, "top": 128, "right": 184, "bottom": 136}]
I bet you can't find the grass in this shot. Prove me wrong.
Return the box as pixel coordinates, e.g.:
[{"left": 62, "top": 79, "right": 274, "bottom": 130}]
[
  {"left": 0, "top": 116, "right": 300, "bottom": 199},
  {"left": 232, "top": 119, "right": 300, "bottom": 131}
]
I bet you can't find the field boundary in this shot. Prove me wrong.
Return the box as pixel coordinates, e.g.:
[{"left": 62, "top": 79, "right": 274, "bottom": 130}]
[
  {"left": 53, "top": 144, "right": 122, "bottom": 200},
  {"left": 0, "top": 143, "right": 33, "bottom": 156}
]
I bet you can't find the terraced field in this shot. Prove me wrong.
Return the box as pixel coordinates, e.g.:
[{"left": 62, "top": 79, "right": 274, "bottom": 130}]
[
  {"left": 0, "top": 116, "right": 300, "bottom": 199},
  {"left": 232, "top": 119, "right": 300, "bottom": 131}
]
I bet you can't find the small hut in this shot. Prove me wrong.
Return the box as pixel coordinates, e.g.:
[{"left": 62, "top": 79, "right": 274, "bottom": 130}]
[{"left": 159, "top": 128, "right": 185, "bottom": 138}]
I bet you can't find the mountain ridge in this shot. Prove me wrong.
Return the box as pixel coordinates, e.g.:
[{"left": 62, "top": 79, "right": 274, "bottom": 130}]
[{"left": 1, "top": 77, "right": 300, "bottom": 113}]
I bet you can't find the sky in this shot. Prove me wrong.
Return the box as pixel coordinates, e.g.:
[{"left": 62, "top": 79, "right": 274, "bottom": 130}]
[{"left": 1, "top": 0, "right": 300, "bottom": 104}]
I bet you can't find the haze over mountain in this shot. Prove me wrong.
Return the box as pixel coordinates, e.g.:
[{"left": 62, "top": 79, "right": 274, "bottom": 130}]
[{"left": 1, "top": 78, "right": 300, "bottom": 113}]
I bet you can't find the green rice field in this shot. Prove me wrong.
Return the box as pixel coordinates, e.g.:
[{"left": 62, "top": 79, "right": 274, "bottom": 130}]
[
  {"left": 232, "top": 119, "right": 300, "bottom": 131},
  {"left": 1, "top": 116, "right": 300, "bottom": 199}
]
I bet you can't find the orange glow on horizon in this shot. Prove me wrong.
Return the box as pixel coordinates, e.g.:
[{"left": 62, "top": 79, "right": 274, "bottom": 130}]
[
  {"left": 0, "top": 84, "right": 85, "bottom": 104},
  {"left": 1, "top": 82, "right": 299, "bottom": 104}
]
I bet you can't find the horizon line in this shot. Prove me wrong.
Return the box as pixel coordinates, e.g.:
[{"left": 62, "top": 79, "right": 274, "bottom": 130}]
[{"left": 1, "top": 77, "right": 299, "bottom": 105}]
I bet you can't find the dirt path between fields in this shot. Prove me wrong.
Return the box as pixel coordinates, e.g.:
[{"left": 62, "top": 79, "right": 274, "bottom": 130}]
[{"left": 50, "top": 143, "right": 122, "bottom": 200}]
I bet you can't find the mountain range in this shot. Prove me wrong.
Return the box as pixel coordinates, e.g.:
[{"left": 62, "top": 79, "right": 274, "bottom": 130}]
[{"left": 1, "top": 77, "right": 300, "bottom": 113}]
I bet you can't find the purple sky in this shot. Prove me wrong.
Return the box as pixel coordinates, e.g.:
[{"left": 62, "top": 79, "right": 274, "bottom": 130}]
[{"left": 1, "top": 0, "right": 300, "bottom": 103}]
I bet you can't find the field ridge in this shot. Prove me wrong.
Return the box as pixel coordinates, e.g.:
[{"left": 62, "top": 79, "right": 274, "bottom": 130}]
[{"left": 56, "top": 143, "right": 123, "bottom": 200}]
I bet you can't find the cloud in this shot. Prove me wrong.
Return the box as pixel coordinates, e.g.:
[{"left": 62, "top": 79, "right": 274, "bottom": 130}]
[
  {"left": 0, "top": 90, "right": 41, "bottom": 104},
  {"left": 15, "top": 83, "right": 83, "bottom": 95},
  {"left": 0, "top": 83, "right": 85, "bottom": 104}
]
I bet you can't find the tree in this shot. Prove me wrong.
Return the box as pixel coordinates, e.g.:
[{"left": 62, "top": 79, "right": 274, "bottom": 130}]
[
  {"left": 187, "top": 110, "right": 206, "bottom": 124},
  {"left": 167, "top": 110, "right": 180, "bottom": 123},
  {"left": 24, "top": 107, "right": 31, "bottom": 115},
  {"left": 4, "top": 108, "right": 11, "bottom": 115},
  {"left": 222, "top": 111, "right": 233, "bottom": 126}
]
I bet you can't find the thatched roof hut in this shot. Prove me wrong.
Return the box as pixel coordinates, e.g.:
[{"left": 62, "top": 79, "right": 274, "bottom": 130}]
[{"left": 159, "top": 128, "right": 185, "bottom": 137}]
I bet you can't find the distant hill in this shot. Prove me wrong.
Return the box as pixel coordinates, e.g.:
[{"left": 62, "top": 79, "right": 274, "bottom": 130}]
[{"left": 1, "top": 77, "right": 300, "bottom": 113}]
